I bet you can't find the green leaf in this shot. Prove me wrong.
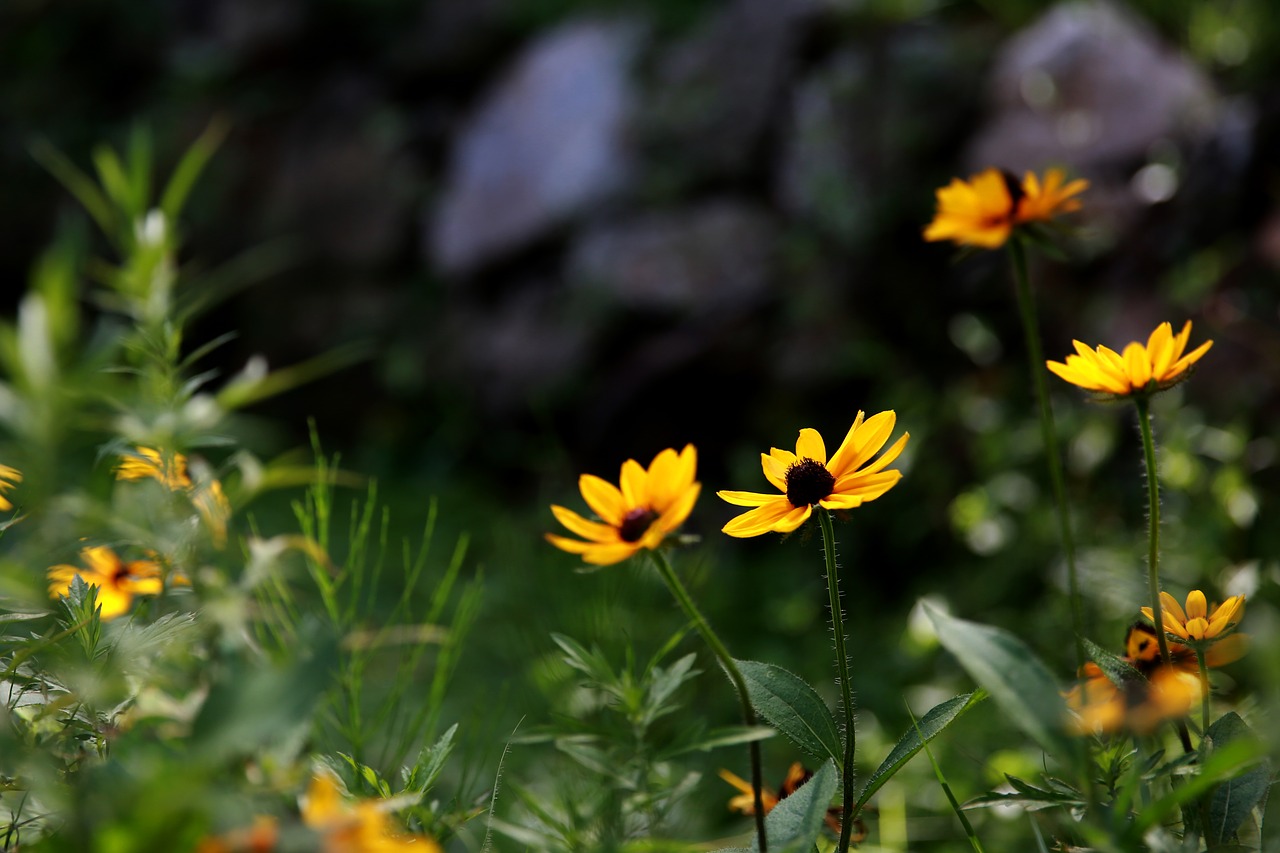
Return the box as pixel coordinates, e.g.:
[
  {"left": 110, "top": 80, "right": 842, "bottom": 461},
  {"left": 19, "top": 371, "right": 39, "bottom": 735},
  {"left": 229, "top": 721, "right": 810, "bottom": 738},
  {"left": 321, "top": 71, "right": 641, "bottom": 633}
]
[
  {"left": 160, "top": 116, "right": 230, "bottom": 220},
  {"left": 925, "top": 605, "right": 1074, "bottom": 759},
  {"left": 1130, "top": 739, "right": 1263, "bottom": 839},
  {"left": 855, "top": 690, "right": 985, "bottom": 810},
  {"left": 753, "top": 758, "right": 838, "bottom": 853},
  {"left": 659, "top": 725, "right": 775, "bottom": 759},
  {"left": 1206, "top": 712, "right": 1271, "bottom": 846},
  {"left": 1082, "top": 637, "right": 1145, "bottom": 686},
  {"left": 734, "top": 659, "right": 842, "bottom": 769}
]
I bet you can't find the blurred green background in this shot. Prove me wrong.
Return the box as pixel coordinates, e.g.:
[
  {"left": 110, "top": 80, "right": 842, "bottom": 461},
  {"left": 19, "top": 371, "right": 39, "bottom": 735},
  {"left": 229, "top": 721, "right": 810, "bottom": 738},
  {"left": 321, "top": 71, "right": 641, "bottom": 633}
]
[{"left": 3, "top": 0, "right": 1279, "bottom": 847}]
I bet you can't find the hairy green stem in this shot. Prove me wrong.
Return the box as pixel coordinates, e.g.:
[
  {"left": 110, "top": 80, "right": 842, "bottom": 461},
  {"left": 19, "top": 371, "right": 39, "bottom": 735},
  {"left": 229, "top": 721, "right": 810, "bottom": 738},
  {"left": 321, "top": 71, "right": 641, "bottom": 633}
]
[
  {"left": 818, "top": 507, "right": 857, "bottom": 853},
  {"left": 1133, "top": 398, "right": 1171, "bottom": 667},
  {"left": 1197, "top": 651, "right": 1211, "bottom": 743},
  {"left": 1008, "top": 239, "right": 1086, "bottom": 673},
  {"left": 649, "top": 550, "right": 767, "bottom": 852},
  {"left": 1134, "top": 398, "right": 1194, "bottom": 754}
]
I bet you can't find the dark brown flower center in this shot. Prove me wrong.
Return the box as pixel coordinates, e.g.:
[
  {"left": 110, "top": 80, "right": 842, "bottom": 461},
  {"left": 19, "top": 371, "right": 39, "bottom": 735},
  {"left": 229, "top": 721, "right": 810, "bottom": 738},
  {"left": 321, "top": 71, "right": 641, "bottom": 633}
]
[
  {"left": 785, "top": 459, "right": 835, "bottom": 508},
  {"left": 1000, "top": 169, "right": 1025, "bottom": 212},
  {"left": 619, "top": 507, "right": 658, "bottom": 543}
]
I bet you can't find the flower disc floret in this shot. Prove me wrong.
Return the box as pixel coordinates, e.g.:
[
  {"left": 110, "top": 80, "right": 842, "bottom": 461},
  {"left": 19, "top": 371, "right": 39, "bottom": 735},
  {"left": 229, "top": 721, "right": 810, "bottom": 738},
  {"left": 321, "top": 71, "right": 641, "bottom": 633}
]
[
  {"left": 718, "top": 411, "right": 908, "bottom": 538},
  {"left": 547, "top": 445, "right": 700, "bottom": 566},
  {"left": 1046, "top": 320, "right": 1212, "bottom": 398}
]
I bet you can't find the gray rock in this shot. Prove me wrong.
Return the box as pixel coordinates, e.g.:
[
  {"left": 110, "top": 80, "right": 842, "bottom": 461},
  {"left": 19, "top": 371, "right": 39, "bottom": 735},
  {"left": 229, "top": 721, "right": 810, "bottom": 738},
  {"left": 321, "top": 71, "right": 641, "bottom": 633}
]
[
  {"left": 430, "top": 19, "right": 644, "bottom": 276},
  {"left": 969, "top": 0, "right": 1220, "bottom": 173},
  {"left": 567, "top": 200, "right": 777, "bottom": 312},
  {"left": 647, "top": 0, "right": 818, "bottom": 179}
]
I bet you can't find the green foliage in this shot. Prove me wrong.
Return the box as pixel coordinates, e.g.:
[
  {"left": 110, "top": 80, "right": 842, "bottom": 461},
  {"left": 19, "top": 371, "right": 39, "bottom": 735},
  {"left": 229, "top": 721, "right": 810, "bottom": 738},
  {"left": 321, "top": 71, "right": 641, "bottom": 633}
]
[{"left": 734, "top": 659, "right": 843, "bottom": 770}]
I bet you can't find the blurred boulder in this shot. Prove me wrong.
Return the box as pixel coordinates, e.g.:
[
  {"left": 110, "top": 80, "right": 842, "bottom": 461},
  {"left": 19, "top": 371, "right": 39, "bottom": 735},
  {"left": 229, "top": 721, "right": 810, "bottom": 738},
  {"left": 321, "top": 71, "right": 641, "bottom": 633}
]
[
  {"left": 647, "top": 0, "right": 818, "bottom": 180},
  {"left": 969, "top": 0, "right": 1220, "bottom": 173},
  {"left": 567, "top": 199, "right": 777, "bottom": 313},
  {"left": 434, "top": 287, "right": 594, "bottom": 411},
  {"left": 429, "top": 19, "right": 644, "bottom": 276}
]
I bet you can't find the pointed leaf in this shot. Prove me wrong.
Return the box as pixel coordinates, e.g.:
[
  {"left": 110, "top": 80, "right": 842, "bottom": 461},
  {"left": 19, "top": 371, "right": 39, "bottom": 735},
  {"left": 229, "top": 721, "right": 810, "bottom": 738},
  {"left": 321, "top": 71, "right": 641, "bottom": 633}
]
[
  {"left": 1206, "top": 712, "right": 1271, "bottom": 846},
  {"left": 855, "top": 690, "right": 985, "bottom": 809},
  {"left": 925, "top": 605, "right": 1074, "bottom": 759},
  {"left": 735, "top": 659, "right": 842, "bottom": 769},
  {"left": 1083, "top": 637, "right": 1145, "bottom": 687},
  {"left": 753, "top": 758, "right": 838, "bottom": 853}
]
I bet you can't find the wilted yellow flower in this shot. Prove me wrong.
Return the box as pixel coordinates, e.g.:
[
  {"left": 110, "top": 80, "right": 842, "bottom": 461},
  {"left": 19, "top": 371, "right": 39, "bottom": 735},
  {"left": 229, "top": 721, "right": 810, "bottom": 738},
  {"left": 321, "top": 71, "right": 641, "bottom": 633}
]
[
  {"left": 193, "top": 478, "right": 232, "bottom": 548},
  {"left": 302, "top": 771, "right": 442, "bottom": 853},
  {"left": 0, "top": 464, "right": 21, "bottom": 512},
  {"left": 718, "top": 411, "right": 907, "bottom": 538},
  {"left": 547, "top": 445, "right": 700, "bottom": 566},
  {"left": 924, "top": 167, "right": 1087, "bottom": 249},
  {"left": 116, "top": 446, "right": 193, "bottom": 490},
  {"left": 47, "top": 545, "right": 163, "bottom": 620},
  {"left": 1046, "top": 320, "right": 1212, "bottom": 398}
]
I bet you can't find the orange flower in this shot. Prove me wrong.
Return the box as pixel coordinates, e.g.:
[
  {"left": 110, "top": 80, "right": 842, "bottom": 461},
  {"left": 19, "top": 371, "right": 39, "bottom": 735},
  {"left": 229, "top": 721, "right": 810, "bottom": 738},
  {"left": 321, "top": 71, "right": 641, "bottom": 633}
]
[
  {"left": 302, "top": 771, "right": 442, "bottom": 853},
  {"left": 116, "top": 446, "right": 192, "bottom": 490},
  {"left": 1046, "top": 321, "right": 1212, "bottom": 398},
  {"left": 547, "top": 445, "right": 700, "bottom": 566},
  {"left": 924, "top": 167, "right": 1087, "bottom": 249},
  {"left": 47, "top": 546, "right": 163, "bottom": 620}
]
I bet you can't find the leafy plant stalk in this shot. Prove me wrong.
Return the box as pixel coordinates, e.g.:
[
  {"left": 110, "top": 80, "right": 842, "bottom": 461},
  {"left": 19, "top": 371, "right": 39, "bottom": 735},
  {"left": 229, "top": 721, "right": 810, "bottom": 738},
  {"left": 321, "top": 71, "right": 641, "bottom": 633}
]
[
  {"left": 817, "top": 507, "right": 857, "bottom": 853},
  {"left": 1008, "top": 238, "right": 1085, "bottom": 672},
  {"left": 909, "top": 705, "right": 985, "bottom": 853},
  {"left": 648, "top": 549, "right": 767, "bottom": 851}
]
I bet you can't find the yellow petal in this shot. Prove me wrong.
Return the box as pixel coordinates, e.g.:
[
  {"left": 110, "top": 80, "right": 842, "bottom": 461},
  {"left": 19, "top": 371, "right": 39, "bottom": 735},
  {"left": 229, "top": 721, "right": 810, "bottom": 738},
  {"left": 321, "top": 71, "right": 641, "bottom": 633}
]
[
  {"left": 829, "top": 411, "right": 895, "bottom": 478},
  {"left": 795, "top": 428, "right": 827, "bottom": 464},
  {"left": 652, "top": 483, "right": 700, "bottom": 536},
  {"left": 772, "top": 505, "right": 812, "bottom": 533},
  {"left": 619, "top": 459, "right": 649, "bottom": 510},
  {"left": 551, "top": 505, "right": 619, "bottom": 544},
  {"left": 717, "top": 490, "right": 782, "bottom": 507},
  {"left": 819, "top": 493, "right": 864, "bottom": 510},
  {"left": 1204, "top": 633, "right": 1248, "bottom": 667},
  {"left": 1123, "top": 341, "right": 1150, "bottom": 389},
  {"left": 1185, "top": 590, "right": 1207, "bottom": 620},
  {"left": 1147, "top": 322, "right": 1175, "bottom": 379},
  {"left": 832, "top": 469, "right": 903, "bottom": 502},
  {"left": 580, "top": 542, "right": 642, "bottom": 566},
  {"left": 1159, "top": 590, "right": 1187, "bottom": 625},
  {"left": 579, "top": 474, "right": 625, "bottom": 526},
  {"left": 856, "top": 432, "right": 909, "bottom": 478},
  {"left": 761, "top": 453, "right": 790, "bottom": 492},
  {"left": 722, "top": 499, "right": 795, "bottom": 538}
]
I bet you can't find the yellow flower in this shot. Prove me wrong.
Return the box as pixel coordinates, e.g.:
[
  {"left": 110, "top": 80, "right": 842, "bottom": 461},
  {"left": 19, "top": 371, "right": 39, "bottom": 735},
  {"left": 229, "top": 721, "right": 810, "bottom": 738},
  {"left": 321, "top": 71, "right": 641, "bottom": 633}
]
[
  {"left": 195, "top": 817, "right": 279, "bottom": 853},
  {"left": 47, "top": 545, "right": 163, "bottom": 620},
  {"left": 720, "top": 763, "right": 851, "bottom": 837},
  {"left": 1141, "top": 590, "right": 1248, "bottom": 665},
  {"left": 116, "top": 446, "right": 192, "bottom": 490},
  {"left": 1016, "top": 168, "right": 1088, "bottom": 224},
  {"left": 1046, "top": 320, "right": 1212, "bottom": 398},
  {"left": 1065, "top": 663, "right": 1199, "bottom": 736},
  {"left": 717, "top": 411, "right": 908, "bottom": 538},
  {"left": 546, "top": 445, "right": 701, "bottom": 566},
  {"left": 923, "top": 167, "right": 1087, "bottom": 249},
  {"left": 0, "top": 464, "right": 21, "bottom": 512},
  {"left": 193, "top": 478, "right": 232, "bottom": 548},
  {"left": 302, "top": 771, "right": 442, "bottom": 853}
]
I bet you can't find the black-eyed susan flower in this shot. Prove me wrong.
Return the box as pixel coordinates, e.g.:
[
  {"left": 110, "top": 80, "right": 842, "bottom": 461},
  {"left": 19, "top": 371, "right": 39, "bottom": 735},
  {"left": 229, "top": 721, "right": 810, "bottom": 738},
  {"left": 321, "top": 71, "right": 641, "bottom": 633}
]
[
  {"left": 720, "top": 763, "right": 852, "bottom": 837},
  {"left": 1064, "top": 662, "right": 1199, "bottom": 736},
  {"left": 0, "top": 464, "right": 21, "bottom": 512},
  {"left": 718, "top": 412, "right": 908, "bottom": 538},
  {"left": 1140, "top": 591, "right": 1248, "bottom": 667},
  {"left": 547, "top": 445, "right": 700, "bottom": 566},
  {"left": 302, "top": 770, "right": 442, "bottom": 853},
  {"left": 1046, "top": 320, "right": 1212, "bottom": 398},
  {"left": 924, "top": 167, "right": 1087, "bottom": 249},
  {"left": 47, "top": 545, "right": 164, "bottom": 620},
  {"left": 116, "top": 446, "right": 192, "bottom": 490}
]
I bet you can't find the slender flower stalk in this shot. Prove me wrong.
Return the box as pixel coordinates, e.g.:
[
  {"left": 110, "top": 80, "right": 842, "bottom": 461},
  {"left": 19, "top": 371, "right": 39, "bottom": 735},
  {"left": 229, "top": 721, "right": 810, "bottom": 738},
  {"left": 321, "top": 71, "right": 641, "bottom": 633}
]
[
  {"left": 1008, "top": 238, "right": 1085, "bottom": 671},
  {"left": 1197, "top": 652, "right": 1211, "bottom": 740},
  {"left": 818, "top": 507, "right": 857, "bottom": 853},
  {"left": 1134, "top": 397, "right": 1193, "bottom": 753},
  {"left": 649, "top": 549, "right": 767, "bottom": 851}
]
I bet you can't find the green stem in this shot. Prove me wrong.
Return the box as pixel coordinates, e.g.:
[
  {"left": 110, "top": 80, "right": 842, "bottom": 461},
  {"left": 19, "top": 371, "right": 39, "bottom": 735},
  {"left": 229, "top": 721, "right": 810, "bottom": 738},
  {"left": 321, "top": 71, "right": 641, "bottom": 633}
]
[
  {"left": 817, "top": 507, "right": 857, "bottom": 853},
  {"left": 1133, "top": 398, "right": 1172, "bottom": 668},
  {"left": 649, "top": 550, "right": 767, "bottom": 852},
  {"left": 1007, "top": 239, "right": 1086, "bottom": 673},
  {"left": 1134, "top": 398, "right": 1195, "bottom": 755},
  {"left": 1197, "top": 651, "right": 1211, "bottom": 743}
]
